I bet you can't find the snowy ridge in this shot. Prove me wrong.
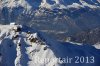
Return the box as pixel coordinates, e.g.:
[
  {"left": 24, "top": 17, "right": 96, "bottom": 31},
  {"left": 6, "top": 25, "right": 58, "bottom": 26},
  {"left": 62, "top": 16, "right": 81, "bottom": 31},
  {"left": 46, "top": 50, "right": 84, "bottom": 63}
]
[
  {"left": 0, "top": 24, "right": 100, "bottom": 66},
  {"left": 0, "top": 0, "right": 100, "bottom": 10},
  {"left": 0, "top": 24, "right": 58, "bottom": 66},
  {"left": 1, "top": 0, "right": 31, "bottom": 9},
  {"left": 40, "top": 0, "right": 100, "bottom": 9}
]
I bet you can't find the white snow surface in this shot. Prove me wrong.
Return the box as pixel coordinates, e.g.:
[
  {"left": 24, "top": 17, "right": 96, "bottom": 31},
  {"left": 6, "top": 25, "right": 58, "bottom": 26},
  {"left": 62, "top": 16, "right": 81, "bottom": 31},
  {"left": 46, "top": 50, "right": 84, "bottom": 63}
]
[
  {"left": 0, "top": 24, "right": 100, "bottom": 66},
  {"left": 93, "top": 42, "right": 100, "bottom": 49}
]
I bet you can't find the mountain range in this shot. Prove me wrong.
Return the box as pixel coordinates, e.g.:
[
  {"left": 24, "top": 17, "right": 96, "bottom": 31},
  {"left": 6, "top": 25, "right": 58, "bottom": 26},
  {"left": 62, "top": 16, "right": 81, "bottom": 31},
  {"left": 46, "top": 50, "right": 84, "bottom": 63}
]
[
  {"left": 0, "top": 0, "right": 100, "bottom": 9},
  {"left": 0, "top": 1, "right": 100, "bottom": 66},
  {"left": 0, "top": 0, "right": 100, "bottom": 44}
]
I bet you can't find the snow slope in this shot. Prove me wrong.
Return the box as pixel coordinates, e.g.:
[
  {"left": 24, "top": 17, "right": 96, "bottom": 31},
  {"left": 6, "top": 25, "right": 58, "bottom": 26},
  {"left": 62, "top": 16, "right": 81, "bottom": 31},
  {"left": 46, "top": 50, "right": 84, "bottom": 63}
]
[{"left": 0, "top": 24, "right": 100, "bottom": 66}]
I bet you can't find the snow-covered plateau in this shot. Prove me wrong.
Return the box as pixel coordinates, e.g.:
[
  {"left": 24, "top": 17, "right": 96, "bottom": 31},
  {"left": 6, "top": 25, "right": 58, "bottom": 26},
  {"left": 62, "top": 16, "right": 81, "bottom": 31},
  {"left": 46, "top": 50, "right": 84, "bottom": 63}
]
[{"left": 0, "top": 24, "right": 100, "bottom": 66}]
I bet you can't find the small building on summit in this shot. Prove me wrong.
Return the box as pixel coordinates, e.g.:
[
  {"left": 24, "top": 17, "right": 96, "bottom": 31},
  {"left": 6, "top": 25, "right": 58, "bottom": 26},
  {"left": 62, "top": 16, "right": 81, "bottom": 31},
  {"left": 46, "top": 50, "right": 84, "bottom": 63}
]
[{"left": 10, "top": 22, "right": 16, "bottom": 25}]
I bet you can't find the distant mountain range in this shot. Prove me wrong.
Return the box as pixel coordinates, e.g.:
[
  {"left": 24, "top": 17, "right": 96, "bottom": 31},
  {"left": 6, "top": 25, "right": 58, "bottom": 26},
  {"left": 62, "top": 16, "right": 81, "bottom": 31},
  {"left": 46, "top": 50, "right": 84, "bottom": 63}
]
[
  {"left": 0, "top": 0, "right": 100, "bottom": 44},
  {"left": 0, "top": 0, "right": 100, "bottom": 9}
]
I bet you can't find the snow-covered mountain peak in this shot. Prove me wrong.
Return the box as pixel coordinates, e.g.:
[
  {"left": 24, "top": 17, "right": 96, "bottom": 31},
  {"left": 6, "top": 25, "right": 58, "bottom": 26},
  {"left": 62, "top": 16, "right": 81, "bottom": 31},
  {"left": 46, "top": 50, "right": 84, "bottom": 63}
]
[
  {"left": 0, "top": 24, "right": 100, "bottom": 66},
  {"left": 0, "top": 24, "right": 59, "bottom": 66},
  {"left": 1, "top": 0, "right": 31, "bottom": 9}
]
